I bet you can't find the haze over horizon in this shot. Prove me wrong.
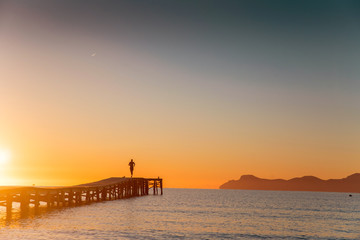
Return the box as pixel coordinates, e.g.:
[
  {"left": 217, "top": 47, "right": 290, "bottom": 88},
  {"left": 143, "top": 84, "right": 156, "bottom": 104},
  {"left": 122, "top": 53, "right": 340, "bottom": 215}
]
[{"left": 0, "top": 0, "right": 359, "bottom": 188}]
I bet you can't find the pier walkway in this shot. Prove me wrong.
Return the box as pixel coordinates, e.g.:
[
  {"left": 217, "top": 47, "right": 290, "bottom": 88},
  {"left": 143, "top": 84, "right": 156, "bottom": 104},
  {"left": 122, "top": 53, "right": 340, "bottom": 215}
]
[{"left": 0, "top": 177, "right": 163, "bottom": 214}]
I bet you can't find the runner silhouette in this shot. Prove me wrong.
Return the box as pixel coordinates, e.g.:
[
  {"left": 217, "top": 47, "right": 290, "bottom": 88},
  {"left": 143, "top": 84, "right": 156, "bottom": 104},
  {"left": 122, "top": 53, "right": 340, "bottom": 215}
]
[{"left": 129, "top": 159, "right": 135, "bottom": 177}]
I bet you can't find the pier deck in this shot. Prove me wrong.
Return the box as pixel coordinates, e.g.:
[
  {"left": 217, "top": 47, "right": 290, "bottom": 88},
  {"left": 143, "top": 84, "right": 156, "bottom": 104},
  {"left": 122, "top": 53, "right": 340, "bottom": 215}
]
[{"left": 0, "top": 177, "right": 163, "bottom": 214}]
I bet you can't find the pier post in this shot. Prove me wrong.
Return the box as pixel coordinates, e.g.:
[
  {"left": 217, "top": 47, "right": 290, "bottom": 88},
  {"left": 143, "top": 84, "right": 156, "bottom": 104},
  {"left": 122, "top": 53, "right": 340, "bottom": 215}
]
[
  {"left": 110, "top": 187, "right": 113, "bottom": 199},
  {"left": 90, "top": 190, "right": 93, "bottom": 202},
  {"left": 86, "top": 190, "right": 90, "bottom": 204},
  {"left": 121, "top": 184, "right": 124, "bottom": 198},
  {"left": 156, "top": 180, "right": 158, "bottom": 194},
  {"left": 76, "top": 191, "right": 81, "bottom": 205},
  {"left": 34, "top": 190, "right": 40, "bottom": 209},
  {"left": 68, "top": 190, "right": 74, "bottom": 206},
  {"left": 116, "top": 184, "right": 119, "bottom": 199},
  {"left": 153, "top": 180, "right": 156, "bottom": 195},
  {"left": 142, "top": 180, "right": 145, "bottom": 195},
  {"left": 6, "top": 193, "right": 12, "bottom": 214},
  {"left": 96, "top": 188, "right": 100, "bottom": 201},
  {"left": 102, "top": 187, "right": 107, "bottom": 201},
  {"left": 160, "top": 179, "right": 163, "bottom": 195},
  {"left": 20, "top": 190, "right": 30, "bottom": 211},
  {"left": 55, "top": 191, "right": 59, "bottom": 207},
  {"left": 125, "top": 183, "right": 128, "bottom": 198},
  {"left": 61, "top": 191, "right": 65, "bottom": 207},
  {"left": 46, "top": 191, "right": 52, "bottom": 208}
]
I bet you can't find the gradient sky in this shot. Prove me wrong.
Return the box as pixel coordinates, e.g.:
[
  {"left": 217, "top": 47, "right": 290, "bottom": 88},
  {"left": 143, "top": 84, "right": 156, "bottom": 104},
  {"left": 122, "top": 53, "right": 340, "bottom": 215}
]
[{"left": 0, "top": 0, "right": 359, "bottom": 188}]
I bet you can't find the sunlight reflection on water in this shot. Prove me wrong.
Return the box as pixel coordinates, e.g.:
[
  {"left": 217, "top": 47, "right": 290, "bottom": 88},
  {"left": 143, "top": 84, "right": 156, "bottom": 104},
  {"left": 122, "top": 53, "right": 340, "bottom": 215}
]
[{"left": 0, "top": 189, "right": 359, "bottom": 239}]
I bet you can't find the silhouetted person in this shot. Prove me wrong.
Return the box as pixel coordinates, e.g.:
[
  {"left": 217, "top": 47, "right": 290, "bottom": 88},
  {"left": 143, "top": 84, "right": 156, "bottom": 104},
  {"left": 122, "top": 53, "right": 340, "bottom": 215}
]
[{"left": 129, "top": 159, "right": 135, "bottom": 177}]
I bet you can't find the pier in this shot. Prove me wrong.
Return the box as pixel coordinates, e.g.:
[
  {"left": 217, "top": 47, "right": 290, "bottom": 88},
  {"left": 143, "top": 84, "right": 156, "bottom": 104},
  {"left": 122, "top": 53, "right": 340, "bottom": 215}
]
[{"left": 0, "top": 177, "right": 163, "bottom": 214}]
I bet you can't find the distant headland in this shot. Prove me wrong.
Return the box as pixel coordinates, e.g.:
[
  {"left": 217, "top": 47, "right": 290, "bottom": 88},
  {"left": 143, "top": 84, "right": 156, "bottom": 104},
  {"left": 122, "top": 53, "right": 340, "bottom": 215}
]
[{"left": 220, "top": 173, "right": 360, "bottom": 193}]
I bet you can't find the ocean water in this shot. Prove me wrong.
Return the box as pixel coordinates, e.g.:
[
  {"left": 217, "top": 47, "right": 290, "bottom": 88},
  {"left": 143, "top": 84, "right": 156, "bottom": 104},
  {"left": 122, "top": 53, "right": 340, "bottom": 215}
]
[{"left": 0, "top": 189, "right": 359, "bottom": 239}]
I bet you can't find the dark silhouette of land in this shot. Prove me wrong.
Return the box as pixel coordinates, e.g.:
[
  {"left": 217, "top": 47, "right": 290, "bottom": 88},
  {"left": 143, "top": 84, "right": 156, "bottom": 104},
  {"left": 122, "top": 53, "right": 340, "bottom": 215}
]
[{"left": 220, "top": 173, "right": 360, "bottom": 193}]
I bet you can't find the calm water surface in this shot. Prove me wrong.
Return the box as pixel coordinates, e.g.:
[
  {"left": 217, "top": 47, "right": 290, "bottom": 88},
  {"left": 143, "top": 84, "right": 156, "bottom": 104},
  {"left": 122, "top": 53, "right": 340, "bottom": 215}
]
[{"left": 0, "top": 189, "right": 359, "bottom": 239}]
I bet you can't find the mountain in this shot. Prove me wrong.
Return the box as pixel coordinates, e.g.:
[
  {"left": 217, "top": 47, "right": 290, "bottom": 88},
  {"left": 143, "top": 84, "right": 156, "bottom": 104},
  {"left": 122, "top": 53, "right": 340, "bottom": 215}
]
[{"left": 219, "top": 173, "right": 360, "bottom": 193}]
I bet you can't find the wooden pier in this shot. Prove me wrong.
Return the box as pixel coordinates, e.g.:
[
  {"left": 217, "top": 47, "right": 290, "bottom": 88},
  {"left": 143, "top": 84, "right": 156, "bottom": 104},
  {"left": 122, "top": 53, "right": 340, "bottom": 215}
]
[{"left": 0, "top": 177, "right": 163, "bottom": 214}]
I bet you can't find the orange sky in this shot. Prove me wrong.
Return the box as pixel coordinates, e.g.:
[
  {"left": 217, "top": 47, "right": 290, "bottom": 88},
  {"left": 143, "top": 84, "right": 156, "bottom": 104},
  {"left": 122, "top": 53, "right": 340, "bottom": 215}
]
[{"left": 0, "top": 1, "right": 359, "bottom": 188}]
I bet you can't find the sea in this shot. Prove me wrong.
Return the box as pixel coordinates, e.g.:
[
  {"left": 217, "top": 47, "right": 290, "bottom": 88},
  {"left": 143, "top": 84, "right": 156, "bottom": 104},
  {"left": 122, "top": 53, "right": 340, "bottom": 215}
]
[{"left": 0, "top": 189, "right": 359, "bottom": 240}]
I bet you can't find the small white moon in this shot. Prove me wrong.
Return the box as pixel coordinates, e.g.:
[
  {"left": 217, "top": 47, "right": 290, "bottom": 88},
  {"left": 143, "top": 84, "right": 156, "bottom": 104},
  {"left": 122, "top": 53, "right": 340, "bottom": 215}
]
[{"left": 91, "top": 52, "right": 96, "bottom": 57}]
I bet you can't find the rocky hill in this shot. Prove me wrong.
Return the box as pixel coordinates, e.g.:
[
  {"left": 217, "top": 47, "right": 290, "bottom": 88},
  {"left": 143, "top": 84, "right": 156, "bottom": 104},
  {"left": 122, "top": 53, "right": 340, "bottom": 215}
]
[{"left": 219, "top": 173, "right": 360, "bottom": 193}]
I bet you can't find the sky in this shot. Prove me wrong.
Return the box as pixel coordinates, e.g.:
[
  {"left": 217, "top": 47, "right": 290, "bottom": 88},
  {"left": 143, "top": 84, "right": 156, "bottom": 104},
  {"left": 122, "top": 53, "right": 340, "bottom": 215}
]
[{"left": 0, "top": 0, "right": 359, "bottom": 188}]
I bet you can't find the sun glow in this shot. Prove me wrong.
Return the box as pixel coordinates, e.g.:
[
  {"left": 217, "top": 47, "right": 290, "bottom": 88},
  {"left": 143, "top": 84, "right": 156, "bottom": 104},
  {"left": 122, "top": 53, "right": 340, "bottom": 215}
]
[{"left": 0, "top": 149, "right": 11, "bottom": 165}]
